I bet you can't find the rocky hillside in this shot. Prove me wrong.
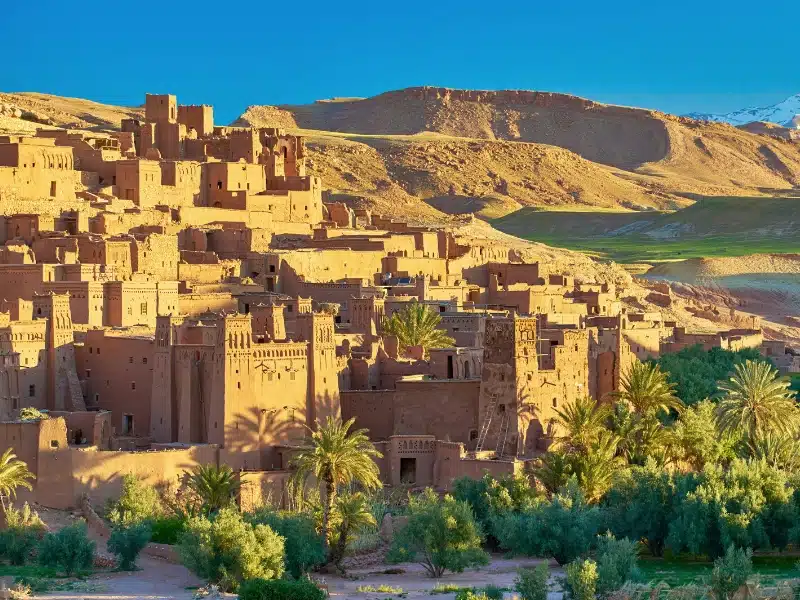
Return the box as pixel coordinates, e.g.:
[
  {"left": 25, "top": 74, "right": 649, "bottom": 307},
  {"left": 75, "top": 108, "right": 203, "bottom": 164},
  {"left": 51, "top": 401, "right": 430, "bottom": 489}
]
[
  {"left": 0, "top": 92, "right": 143, "bottom": 130},
  {"left": 237, "top": 87, "right": 800, "bottom": 222}
]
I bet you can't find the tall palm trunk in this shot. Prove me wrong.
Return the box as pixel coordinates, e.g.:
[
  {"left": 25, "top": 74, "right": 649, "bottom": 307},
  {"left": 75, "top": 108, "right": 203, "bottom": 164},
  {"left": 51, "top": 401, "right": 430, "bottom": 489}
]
[{"left": 321, "top": 477, "right": 335, "bottom": 558}]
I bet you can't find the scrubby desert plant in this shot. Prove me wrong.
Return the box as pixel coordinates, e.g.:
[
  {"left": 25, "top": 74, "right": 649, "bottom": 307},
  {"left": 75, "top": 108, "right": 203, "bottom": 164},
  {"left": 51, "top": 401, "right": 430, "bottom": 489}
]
[
  {"left": 564, "top": 558, "right": 598, "bottom": 600},
  {"left": 710, "top": 545, "right": 752, "bottom": 600},
  {"left": 37, "top": 522, "right": 95, "bottom": 576},
  {"left": 1, "top": 502, "right": 46, "bottom": 565},
  {"left": 595, "top": 534, "right": 640, "bottom": 598},
  {"left": 178, "top": 507, "right": 284, "bottom": 592},
  {"left": 238, "top": 578, "right": 326, "bottom": 600},
  {"left": 108, "top": 521, "right": 151, "bottom": 570},
  {"left": 515, "top": 563, "right": 549, "bottom": 600},
  {"left": 247, "top": 509, "right": 325, "bottom": 578},
  {"left": 107, "top": 474, "right": 163, "bottom": 525},
  {"left": 387, "top": 488, "right": 489, "bottom": 577}
]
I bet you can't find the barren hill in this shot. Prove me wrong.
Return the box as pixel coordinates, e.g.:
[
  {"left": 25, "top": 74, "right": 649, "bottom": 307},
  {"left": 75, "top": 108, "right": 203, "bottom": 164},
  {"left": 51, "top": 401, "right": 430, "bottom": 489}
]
[
  {"left": 0, "top": 92, "right": 143, "bottom": 130},
  {"left": 237, "top": 87, "right": 800, "bottom": 222}
]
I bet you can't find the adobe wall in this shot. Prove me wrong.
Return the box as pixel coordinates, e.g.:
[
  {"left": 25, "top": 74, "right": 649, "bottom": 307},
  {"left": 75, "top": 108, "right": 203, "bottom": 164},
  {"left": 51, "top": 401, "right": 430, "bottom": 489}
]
[
  {"left": 71, "top": 443, "right": 219, "bottom": 507},
  {"left": 238, "top": 470, "right": 291, "bottom": 512},
  {"left": 177, "top": 206, "right": 273, "bottom": 229},
  {"left": 178, "top": 292, "right": 237, "bottom": 315},
  {"left": 341, "top": 390, "right": 395, "bottom": 440},
  {"left": 80, "top": 331, "right": 154, "bottom": 436},
  {"left": 393, "top": 379, "right": 480, "bottom": 445},
  {"left": 434, "top": 440, "right": 519, "bottom": 491}
]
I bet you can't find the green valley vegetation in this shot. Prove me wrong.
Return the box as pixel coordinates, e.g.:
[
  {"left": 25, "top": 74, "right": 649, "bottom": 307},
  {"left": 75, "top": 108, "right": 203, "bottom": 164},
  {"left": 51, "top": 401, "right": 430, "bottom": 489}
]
[{"left": 492, "top": 197, "right": 800, "bottom": 264}]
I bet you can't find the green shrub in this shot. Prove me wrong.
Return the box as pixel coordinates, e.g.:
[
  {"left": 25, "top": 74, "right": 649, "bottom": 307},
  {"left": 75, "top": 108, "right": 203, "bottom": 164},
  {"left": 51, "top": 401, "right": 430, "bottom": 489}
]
[
  {"left": 710, "top": 545, "right": 752, "bottom": 600},
  {"left": 0, "top": 503, "right": 46, "bottom": 565},
  {"left": 247, "top": 510, "right": 324, "bottom": 578},
  {"left": 494, "top": 479, "right": 600, "bottom": 565},
  {"left": 178, "top": 507, "right": 284, "bottom": 592},
  {"left": 481, "top": 584, "right": 504, "bottom": 599},
  {"left": 108, "top": 522, "right": 151, "bottom": 570},
  {"left": 149, "top": 516, "right": 185, "bottom": 545},
  {"left": 515, "top": 563, "right": 549, "bottom": 600},
  {"left": 453, "top": 473, "right": 538, "bottom": 541},
  {"left": 604, "top": 462, "right": 675, "bottom": 557},
  {"left": 238, "top": 578, "right": 326, "bottom": 600},
  {"left": 595, "top": 534, "right": 640, "bottom": 597},
  {"left": 564, "top": 558, "right": 598, "bottom": 600},
  {"left": 387, "top": 488, "right": 489, "bottom": 577},
  {"left": 37, "top": 522, "right": 95, "bottom": 576},
  {"left": 107, "top": 474, "right": 162, "bottom": 525}
]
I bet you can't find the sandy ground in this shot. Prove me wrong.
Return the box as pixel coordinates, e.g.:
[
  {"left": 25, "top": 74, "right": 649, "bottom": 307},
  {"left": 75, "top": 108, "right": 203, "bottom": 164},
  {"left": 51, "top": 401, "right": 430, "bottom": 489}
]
[
  {"left": 323, "top": 556, "right": 561, "bottom": 599},
  {"left": 39, "top": 556, "right": 201, "bottom": 600},
  {"left": 32, "top": 555, "right": 561, "bottom": 600}
]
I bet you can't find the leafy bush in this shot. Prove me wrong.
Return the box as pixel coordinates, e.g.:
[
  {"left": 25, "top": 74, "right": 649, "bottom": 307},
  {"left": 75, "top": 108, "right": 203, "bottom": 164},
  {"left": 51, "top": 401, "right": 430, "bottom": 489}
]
[
  {"left": 666, "top": 460, "right": 794, "bottom": 557},
  {"left": 452, "top": 472, "right": 538, "bottom": 540},
  {"left": 710, "top": 546, "right": 752, "bottom": 600},
  {"left": 604, "top": 462, "right": 675, "bottom": 556},
  {"left": 564, "top": 558, "right": 598, "bottom": 600},
  {"left": 37, "top": 522, "right": 95, "bottom": 576},
  {"left": 0, "top": 503, "right": 46, "bottom": 565},
  {"left": 387, "top": 488, "right": 489, "bottom": 577},
  {"left": 238, "top": 578, "right": 326, "bottom": 600},
  {"left": 654, "top": 346, "right": 767, "bottom": 407},
  {"left": 515, "top": 563, "right": 549, "bottom": 600},
  {"left": 107, "top": 474, "right": 162, "bottom": 525},
  {"left": 481, "top": 585, "right": 504, "bottom": 600},
  {"left": 247, "top": 509, "right": 325, "bottom": 578},
  {"left": 595, "top": 534, "right": 640, "bottom": 597},
  {"left": 178, "top": 507, "right": 284, "bottom": 592},
  {"left": 108, "top": 522, "right": 151, "bottom": 570},
  {"left": 494, "top": 479, "right": 601, "bottom": 565},
  {"left": 149, "top": 516, "right": 185, "bottom": 545}
]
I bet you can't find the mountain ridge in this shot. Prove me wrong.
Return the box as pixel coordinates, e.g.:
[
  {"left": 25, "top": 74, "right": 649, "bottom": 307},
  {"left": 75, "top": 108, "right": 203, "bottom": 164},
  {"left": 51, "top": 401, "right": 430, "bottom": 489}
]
[{"left": 686, "top": 93, "right": 800, "bottom": 127}]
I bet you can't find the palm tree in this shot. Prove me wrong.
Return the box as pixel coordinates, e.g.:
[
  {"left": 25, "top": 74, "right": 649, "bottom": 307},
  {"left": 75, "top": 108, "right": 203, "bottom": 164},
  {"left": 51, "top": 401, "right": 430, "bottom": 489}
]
[
  {"left": 186, "top": 464, "right": 240, "bottom": 514},
  {"left": 291, "top": 417, "right": 383, "bottom": 560},
  {"left": 329, "top": 491, "right": 377, "bottom": 567},
  {"left": 553, "top": 396, "right": 611, "bottom": 453},
  {"left": 748, "top": 432, "right": 800, "bottom": 471},
  {"left": 716, "top": 360, "right": 799, "bottom": 441},
  {"left": 534, "top": 450, "right": 573, "bottom": 495},
  {"left": 571, "top": 431, "right": 624, "bottom": 502},
  {"left": 614, "top": 361, "right": 683, "bottom": 417},
  {"left": 381, "top": 302, "right": 455, "bottom": 357},
  {"left": 0, "top": 449, "right": 35, "bottom": 511}
]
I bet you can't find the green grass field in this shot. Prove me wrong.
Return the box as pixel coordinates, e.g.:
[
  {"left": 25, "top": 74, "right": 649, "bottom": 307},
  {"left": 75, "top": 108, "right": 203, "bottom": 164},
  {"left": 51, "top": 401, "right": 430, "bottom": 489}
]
[
  {"left": 491, "top": 196, "right": 800, "bottom": 264},
  {"left": 511, "top": 234, "right": 800, "bottom": 264},
  {"left": 639, "top": 556, "right": 799, "bottom": 587}
]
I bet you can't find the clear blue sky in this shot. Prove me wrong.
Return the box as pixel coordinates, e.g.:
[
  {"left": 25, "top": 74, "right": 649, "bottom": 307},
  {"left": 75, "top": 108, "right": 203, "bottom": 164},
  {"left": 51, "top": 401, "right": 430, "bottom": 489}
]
[{"left": 4, "top": 0, "right": 797, "bottom": 124}]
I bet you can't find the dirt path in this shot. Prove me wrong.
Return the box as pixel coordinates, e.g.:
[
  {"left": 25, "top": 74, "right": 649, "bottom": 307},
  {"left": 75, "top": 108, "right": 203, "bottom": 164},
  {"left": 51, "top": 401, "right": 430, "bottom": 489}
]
[
  {"left": 40, "top": 556, "right": 202, "bottom": 600},
  {"left": 324, "top": 556, "right": 563, "bottom": 599}
]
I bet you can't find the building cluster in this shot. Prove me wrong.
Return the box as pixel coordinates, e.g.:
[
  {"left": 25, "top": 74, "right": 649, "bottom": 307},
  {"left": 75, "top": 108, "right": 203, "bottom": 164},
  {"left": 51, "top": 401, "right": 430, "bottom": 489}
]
[{"left": 0, "top": 93, "right": 792, "bottom": 509}]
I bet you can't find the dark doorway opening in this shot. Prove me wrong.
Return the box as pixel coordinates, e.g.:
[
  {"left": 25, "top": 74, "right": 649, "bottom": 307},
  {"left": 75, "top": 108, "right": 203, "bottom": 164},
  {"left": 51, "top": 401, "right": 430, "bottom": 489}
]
[
  {"left": 447, "top": 355, "right": 454, "bottom": 379},
  {"left": 400, "top": 457, "right": 417, "bottom": 484},
  {"left": 122, "top": 414, "right": 134, "bottom": 436}
]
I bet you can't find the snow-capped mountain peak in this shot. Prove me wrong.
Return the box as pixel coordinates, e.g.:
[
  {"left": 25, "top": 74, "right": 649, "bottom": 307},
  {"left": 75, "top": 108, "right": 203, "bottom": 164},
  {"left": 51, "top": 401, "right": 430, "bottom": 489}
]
[{"left": 686, "top": 94, "right": 800, "bottom": 127}]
